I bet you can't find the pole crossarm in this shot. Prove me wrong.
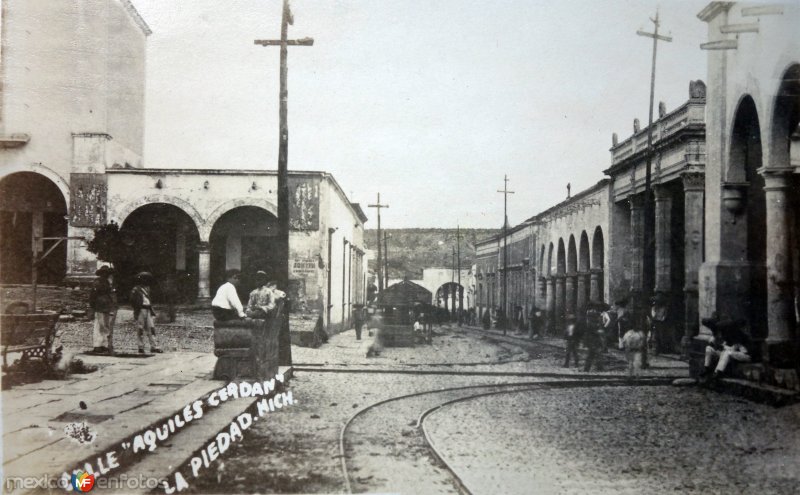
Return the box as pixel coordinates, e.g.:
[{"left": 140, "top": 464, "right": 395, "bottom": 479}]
[
  {"left": 636, "top": 30, "right": 673, "bottom": 42},
  {"left": 254, "top": 37, "right": 314, "bottom": 46}
]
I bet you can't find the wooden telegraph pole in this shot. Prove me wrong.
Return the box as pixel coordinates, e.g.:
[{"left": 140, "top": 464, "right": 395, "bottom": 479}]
[
  {"left": 637, "top": 10, "right": 672, "bottom": 317},
  {"left": 457, "top": 224, "right": 462, "bottom": 326},
  {"left": 368, "top": 193, "right": 389, "bottom": 292},
  {"left": 255, "top": 0, "right": 314, "bottom": 366},
  {"left": 498, "top": 175, "right": 514, "bottom": 335}
]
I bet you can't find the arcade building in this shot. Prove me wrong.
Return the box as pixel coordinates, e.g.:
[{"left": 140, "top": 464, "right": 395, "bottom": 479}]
[{"left": 0, "top": 0, "right": 368, "bottom": 332}]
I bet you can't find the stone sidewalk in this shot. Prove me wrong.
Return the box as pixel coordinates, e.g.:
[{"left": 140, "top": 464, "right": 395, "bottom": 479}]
[{"left": 1, "top": 350, "right": 290, "bottom": 494}]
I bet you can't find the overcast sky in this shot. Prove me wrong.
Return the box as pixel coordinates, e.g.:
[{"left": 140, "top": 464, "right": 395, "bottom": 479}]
[{"left": 134, "top": 0, "right": 710, "bottom": 229}]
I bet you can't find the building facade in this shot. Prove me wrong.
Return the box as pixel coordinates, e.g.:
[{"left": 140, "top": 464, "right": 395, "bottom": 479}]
[
  {"left": 605, "top": 83, "right": 707, "bottom": 352},
  {"left": 0, "top": 0, "right": 368, "bottom": 332},
  {"left": 475, "top": 180, "right": 611, "bottom": 332},
  {"left": 697, "top": 1, "right": 799, "bottom": 383}
]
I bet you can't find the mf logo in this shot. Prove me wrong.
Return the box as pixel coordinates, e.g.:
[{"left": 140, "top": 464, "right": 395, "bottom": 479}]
[{"left": 71, "top": 471, "right": 95, "bottom": 492}]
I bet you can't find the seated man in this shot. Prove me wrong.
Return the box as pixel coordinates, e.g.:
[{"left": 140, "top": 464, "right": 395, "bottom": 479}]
[
  {"left": 702, "top": 317, "right": 751, "bottom": 380},
  {"left": 246, "top": 270, "right": 286, "bottom": 319},
  {"left": 211, "top": 269, "right": 246, "bottom": 321}
]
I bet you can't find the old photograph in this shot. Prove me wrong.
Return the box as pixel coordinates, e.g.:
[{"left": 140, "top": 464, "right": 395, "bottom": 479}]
[{"left": 1, "top": 0, "right": 799, "bottom": 493}]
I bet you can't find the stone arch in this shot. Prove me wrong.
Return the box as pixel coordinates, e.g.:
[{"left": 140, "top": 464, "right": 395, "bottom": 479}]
[
  {"left": 0, "top": 171, "right": 68, "bottom": 284},
  {"left": 723, "top": 94, "right": 767, "bottom": 341},
  {"left": 592, "top": 226, "right": 604, "bottom": 269},
  {"left": 119, "top": 202, "right": 203, "bottom": 302},
  {"left": 202, "top": 197, "right": 279, "bottom": 241},
  {"left": 556, "top": 238, "right": 566, "bottom": 275},
  {"left": 567, "top": 235, "right": 578, "bottom": 273},
  {"left": 0, "top": 163, "right": 70, "bottom": 204},
  {"left": 579, "top": 231, "right": 590, "bottom": 272},
  {"left": 114, "top": 195, "right": 204, "bottom": 236},
  {"left": 768, "top": 63, "right": 800, "bottom": 168}
]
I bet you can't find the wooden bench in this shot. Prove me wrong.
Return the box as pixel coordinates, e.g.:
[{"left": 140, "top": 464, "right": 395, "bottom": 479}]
[{"left": 1, "top": 311, "right": 61, "bottom": 369}]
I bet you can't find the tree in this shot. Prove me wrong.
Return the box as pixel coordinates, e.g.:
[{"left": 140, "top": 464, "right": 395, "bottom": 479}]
[{"left": 86, "top": 221, "right": 127, "bottom": 267}]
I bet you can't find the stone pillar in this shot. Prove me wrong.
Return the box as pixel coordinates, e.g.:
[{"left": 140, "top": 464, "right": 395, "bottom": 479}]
[
  {"left": 565, "top": 272, "right": 577, "bottom": 316},
  {"left": 197, "top": 241, "right": 211, "bottom": 302},
  {"left": 555, "top": 274, "right": 565, "bottom": 330},
  {"left": 760, "top": 167, "right": 797, "bottom": 367},
  {"left": 546, "top": 277, "right": 555, "bottom": 332},
  {"left": 653, "top": 184, "right": 672, "bottom": 293},
  {"left": 576, "top": 271, "right": 588, "bottom": 314},
  {"left": 589, "top": 268, "right": 602, "bottom": 302},
  {"left": 629, "top": 195, "right": 646, "bottom": 292},
  {"left": 682, "top": 172, "right": 705, "bottom": 354},
  {"left": 538, "top": 276, "right": 547, "bottom": 307}
]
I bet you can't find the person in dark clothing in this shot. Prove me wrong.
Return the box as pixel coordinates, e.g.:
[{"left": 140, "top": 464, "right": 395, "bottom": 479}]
[
  {"left": 482, "top": 308, "right": 491, "bottom": 330},
  {"left": 583, "top": 302, "right": 605, "bottom": 372},
  {"left": 563, "top": 314, "right": 582, "bottom": 368},
  {"left": 529, "top": 308, "right": 543, "bottom": 340},
  {"left": 89, "top": 265, "right": 117, "bottom": 354},
  {"left": 354, "top": 305, "right": 365, "bottom": 340}
]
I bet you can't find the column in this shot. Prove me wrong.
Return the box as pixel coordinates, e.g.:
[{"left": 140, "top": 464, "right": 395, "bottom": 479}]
[
  {"left": 629, "top": 195, "right": 646, "bottom": 292},
  {"left": 589, "top": 268, "right": 602, "bottom": 302},
  {"left": 538, "top": 276, "right": 547, "bottom": 305},
  {"left": 682, "top": 172, "right": 705, "bottom": 353},
  {"left": 565, "top": 272, "right": 577, "bottom": 316},
  {"left": 760, "top": 167, "right": 797, "bottom": 367},
  {"left": 555, "top": 274, "right": 565, "bottom": 329},
  {"left": 654, "top": 184, "right": 673, "bottom": 292},
  {"left": 576, "top": 271, "right": 588, "bottom": 314},
  {"left": 629, "top": 194, "right": 646, "bottom": 322},
  {"left": 197, "top": 241, "right": 211, "bottom": 301},
  {"left": 546, "top": 276, "right": 555, "bottom": 333}
]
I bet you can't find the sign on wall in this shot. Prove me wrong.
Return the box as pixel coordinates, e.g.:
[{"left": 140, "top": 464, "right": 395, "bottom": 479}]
[
  {"left": 69, "top": 174, "right": 108, "bottom": 227},
  {"left": 289, "top": 177, "right": 320, "bottom": 231}
]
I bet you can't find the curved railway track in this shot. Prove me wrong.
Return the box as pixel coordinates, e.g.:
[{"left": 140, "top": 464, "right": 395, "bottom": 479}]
[{"left": 338, "top": 377, "right": 672, "bottom": 494}]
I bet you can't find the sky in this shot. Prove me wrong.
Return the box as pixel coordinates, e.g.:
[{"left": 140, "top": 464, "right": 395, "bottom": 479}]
[{"left": 134, "top": 0, "right": 710, "bottom": 229}]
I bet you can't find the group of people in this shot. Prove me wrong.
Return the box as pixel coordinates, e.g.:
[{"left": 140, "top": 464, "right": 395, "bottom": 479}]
[
  {"left": 211, "top": 269, "right": 285, "bottom": 322},
  {"left": 88, "top": 266, "right": 161, "bottom": 355},
  {"left": 89, "top": 266, "right": 286, "bottom": 356}
]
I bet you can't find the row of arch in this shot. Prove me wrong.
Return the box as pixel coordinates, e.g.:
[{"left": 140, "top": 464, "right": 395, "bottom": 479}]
[
  {"left": 0, "top": 171, "right": 284, "bottom": 301},
  {"left": 540, "top": 226, "right": 605, "bottom": 277},
  {"left": 112, "top": 194, "right": 278, "bottom": 242}
]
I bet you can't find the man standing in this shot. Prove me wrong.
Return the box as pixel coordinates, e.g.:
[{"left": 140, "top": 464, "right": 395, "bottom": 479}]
[
  {"left": 211, "top": 269, "right": 246, "bottom": 321},
  {"left": 131, "top": 272, "right": 162, "bottom": 354},
  {"left": 88, "top": 265, "right": 116, "bottom": 354}
]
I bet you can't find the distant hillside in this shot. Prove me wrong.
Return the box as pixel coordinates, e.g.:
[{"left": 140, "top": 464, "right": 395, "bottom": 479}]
[{"left": 364, "top": 228, "right": 499, "bottom": 279}]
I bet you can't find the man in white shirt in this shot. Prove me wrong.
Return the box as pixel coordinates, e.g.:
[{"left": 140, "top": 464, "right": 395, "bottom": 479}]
[{"left": 211, "top": 269, "right": 246, "bottom": 321}]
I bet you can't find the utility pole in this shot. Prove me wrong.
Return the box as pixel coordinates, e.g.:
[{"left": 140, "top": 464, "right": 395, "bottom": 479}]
[
  {"left": 457, "top": 225, "right": 462, "bottom": 326},
  {"left": 368, "top": 193, "right": 389, "bottom": 292},
  {"left": 497, "top": 175, "right": 514, "bottom": 335},
  {"left": 452, "top": 246, "right": 456, "bottom": 322},
  {"left": 456, "top": 224, "right": 464, "bottom": 326},
  {"left": 383, "top": 231, "right": 389, "bottom": 288},
  {"left": 637, "top": 10, "right": 672, "bottom": 325},
  {"left": 254, "top": 0, "right": 314, "bottom": 366}
]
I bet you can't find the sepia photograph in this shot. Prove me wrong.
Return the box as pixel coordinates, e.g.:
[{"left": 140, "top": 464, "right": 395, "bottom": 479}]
[{"left": 1, "top": 0, "right": 799, "bottom": 493}]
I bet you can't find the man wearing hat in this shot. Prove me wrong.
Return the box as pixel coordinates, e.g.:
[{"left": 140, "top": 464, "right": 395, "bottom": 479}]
[
  {"left": 88, "top": 265, "right": 117, "bottom": 354},
  {"left": 245, "top": 269, "right": 285, "bottom": 319},
  {"left": 131, "top": 272, "right": 162, "bottom": 354}
]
